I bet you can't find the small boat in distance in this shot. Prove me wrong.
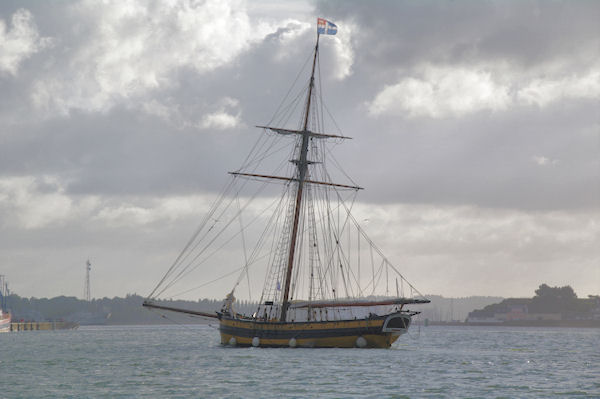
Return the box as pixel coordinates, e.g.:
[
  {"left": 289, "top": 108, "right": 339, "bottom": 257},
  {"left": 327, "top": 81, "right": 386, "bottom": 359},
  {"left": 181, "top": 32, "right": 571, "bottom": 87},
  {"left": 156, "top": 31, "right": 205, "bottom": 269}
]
[
  {"left": 144, "top": 18, "right": 430, "bottom": 348},
  {"left": 0, "top": 310, "right": 9, "bottom": 333},
  {"left": 0, "top": 276, "right": 11, "bottom": 333}
]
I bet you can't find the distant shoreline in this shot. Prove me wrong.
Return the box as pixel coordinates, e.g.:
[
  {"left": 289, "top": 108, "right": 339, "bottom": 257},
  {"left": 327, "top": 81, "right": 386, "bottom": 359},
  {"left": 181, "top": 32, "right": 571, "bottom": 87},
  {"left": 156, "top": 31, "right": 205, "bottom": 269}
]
[{"left": 421, "top": 320, "right": 600, "bottom": 328}]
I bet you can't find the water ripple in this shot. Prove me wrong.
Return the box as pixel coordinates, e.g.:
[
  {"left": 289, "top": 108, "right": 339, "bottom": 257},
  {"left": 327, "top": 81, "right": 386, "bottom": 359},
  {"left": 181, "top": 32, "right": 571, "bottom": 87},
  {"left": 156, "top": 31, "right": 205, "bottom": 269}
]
[{"left": 0, "top": 325, "right": 599, "bottom": 398}]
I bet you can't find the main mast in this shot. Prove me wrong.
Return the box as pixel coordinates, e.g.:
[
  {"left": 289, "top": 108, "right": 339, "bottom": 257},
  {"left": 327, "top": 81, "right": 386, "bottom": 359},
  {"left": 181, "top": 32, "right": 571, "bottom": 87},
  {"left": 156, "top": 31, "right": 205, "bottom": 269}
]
[{"left": 280, "top": 34, "right": 320, "bottom": 322}]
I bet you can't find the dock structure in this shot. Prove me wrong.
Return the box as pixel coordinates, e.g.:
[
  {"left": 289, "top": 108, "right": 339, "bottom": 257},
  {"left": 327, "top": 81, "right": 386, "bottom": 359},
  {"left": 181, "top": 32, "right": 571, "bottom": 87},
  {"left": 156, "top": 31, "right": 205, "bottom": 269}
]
[{"left": 10, "top": 321, "right": 79, "bottom": 331}]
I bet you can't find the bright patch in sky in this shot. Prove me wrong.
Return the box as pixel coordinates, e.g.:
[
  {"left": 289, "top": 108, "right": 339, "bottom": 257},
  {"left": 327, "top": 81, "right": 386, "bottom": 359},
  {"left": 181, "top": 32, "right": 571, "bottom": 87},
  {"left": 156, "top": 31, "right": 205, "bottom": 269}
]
[
  {"left": 368, "top": 66, "right": 600, "bottom": 118},
  {"left": 0, "top": 8, "right": 50, "bottom": 75},
  {"left": 368, "top": 66, "right": 511, "bottom": 118},
  {"left": 29, "top": 0, "right": 278, "bottom": 116},
  {"left": 518, "top": 69, "right": 600, "bottom": 107}
]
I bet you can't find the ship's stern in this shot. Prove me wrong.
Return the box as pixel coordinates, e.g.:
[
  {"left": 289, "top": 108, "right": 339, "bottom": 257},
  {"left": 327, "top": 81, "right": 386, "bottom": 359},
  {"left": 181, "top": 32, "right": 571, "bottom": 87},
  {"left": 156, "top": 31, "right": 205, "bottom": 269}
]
[{"left": 381, "top": 312, "right": 413, "bottom": 336}]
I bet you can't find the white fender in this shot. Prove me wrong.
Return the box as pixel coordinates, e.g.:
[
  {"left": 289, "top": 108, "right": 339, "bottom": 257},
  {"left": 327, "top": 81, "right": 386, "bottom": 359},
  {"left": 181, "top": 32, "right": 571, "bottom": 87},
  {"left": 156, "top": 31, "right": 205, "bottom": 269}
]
[{"left": 356, "top": 336, "right": 367, "bottom": 348}]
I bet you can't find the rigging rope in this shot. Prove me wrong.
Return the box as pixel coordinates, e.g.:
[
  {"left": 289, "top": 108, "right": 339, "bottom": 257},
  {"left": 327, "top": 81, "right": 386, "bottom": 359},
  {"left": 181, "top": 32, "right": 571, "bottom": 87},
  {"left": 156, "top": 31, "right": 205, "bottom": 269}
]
[{"left": 149, "top": 36, "right": 429, "bottom": 311}]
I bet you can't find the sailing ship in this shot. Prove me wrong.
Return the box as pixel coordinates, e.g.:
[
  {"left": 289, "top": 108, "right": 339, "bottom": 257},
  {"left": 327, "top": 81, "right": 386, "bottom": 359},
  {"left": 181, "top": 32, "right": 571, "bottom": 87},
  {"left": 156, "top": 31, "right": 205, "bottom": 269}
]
[
  {"left": 144, "top": 19, "right": 430, "bottom": 348},
  {"left": 0, "top": 276, "right": 11, "bottom": 333}
]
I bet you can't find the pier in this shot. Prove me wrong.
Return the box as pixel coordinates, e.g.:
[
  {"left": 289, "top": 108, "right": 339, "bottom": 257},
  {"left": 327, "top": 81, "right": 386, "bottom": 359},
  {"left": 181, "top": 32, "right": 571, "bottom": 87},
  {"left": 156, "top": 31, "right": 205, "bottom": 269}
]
[{"left": 10, "top": 321, "right": 78, "bottom": 331}]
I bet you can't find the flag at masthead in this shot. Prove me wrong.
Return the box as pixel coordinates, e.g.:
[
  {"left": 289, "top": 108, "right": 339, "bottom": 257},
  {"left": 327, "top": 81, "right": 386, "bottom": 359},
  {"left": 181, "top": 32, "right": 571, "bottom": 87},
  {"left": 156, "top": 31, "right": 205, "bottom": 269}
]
[{"left": 317, "top": 18, "right": 337, "bottom": 35}]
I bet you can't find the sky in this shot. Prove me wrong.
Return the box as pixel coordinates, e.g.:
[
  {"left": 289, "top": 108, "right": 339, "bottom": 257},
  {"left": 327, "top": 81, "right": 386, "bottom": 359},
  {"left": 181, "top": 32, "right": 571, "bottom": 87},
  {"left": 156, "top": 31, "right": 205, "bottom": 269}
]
[{"left": 0, "top": 0, "right": 598, "bottom": 300}]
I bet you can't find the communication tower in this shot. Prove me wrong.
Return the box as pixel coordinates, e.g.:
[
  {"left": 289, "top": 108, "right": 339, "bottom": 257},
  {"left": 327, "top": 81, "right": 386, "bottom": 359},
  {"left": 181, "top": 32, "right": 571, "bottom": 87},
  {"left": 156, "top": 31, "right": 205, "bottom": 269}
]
[
  {"left": 0, "top": 275, "right": 7, "bottom": 310},
  {"left": 84, "top": 260, "right": 91, "bottom": 301}
]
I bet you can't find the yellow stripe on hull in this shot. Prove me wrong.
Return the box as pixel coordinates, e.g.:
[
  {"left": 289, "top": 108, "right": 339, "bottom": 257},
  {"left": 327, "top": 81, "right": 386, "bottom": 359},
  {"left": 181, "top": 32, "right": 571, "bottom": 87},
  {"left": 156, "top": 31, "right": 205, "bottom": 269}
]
[{"left": 221, "top": 317, "right": 384, "bottom": 331}]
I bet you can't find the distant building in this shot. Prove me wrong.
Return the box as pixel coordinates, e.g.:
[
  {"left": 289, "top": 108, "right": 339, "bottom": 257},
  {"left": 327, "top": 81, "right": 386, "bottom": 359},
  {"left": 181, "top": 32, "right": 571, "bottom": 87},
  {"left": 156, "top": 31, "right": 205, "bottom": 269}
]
[
  {"left": 589, "top": 295, "right": 600, "bottom": 320},
  {"left": 466, "top": 315, "right": 502, "bottom": 323}
]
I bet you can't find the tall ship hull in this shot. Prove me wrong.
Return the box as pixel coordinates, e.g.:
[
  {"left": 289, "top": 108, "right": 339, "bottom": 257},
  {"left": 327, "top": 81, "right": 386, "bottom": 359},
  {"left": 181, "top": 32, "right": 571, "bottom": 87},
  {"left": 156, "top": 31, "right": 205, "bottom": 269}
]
[
  {"left": 143, "top": 18, "right": 430, "bottom": 348},
  {"left": 219, "top": 312, "right": 413, "bottom": 348}
]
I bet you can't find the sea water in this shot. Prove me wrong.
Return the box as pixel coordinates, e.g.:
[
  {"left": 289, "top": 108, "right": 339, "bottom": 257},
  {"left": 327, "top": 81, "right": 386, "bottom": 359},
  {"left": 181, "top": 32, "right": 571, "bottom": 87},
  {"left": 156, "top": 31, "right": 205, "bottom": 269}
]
[{"left": 0, "top": 324, "right": 598, "bottom": 398}]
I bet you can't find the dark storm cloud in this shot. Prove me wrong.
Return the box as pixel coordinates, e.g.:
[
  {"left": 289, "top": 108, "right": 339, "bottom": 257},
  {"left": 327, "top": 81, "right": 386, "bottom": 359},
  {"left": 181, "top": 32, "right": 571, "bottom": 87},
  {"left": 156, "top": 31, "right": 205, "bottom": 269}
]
[
  {"left": 1, "top": 8, "right": 325, "bottom": 197},
  {"left": 310, "top": 0, "right": 600, "bottom": 211},
  {"left": 316, "top": 0, "right": 599, "bottom": 69},
  {"left": 1, "top": 1, "right": 597, "bottom": 208}
]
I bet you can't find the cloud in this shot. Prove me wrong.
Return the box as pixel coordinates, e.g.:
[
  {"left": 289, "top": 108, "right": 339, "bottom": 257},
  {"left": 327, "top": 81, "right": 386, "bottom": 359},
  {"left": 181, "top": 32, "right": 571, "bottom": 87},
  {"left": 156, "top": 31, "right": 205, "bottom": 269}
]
[
  {"left": 93, "top": 196, "right": 204, "bottom": 227},
  {"left": 0, "top": 176, "right": 76, "bottom": 229},
  {"left": 532, "top": 155, "right": 558, "bottom": 167},
  {"left": 2, "top": 179, "right": 598, "bottom": 298},
  {"left": 268, "top": 20, "right": 312, "bottom": 62},
  {"left": 0, "top": 8, "right": 51, "bottom": 75},
  {"left": 29, "top": 0, "right": 277, "bottom": 116},
  {"left": 201, "top": 111, "right": 240, "bottom": 130},
  {"left": 351, "top": 202, "right": 600, "bottom": 297},
  {"left": 330, "top": 21, "right": 355, "bottom": 80},
  {"left": 367, "top": 65, "right": 600, "bottom": 118},
  {"left": 0, "top": 174, "right": 211, "bottom": 230},
  {"left": 141, "top": 99, "right": 176, "bottom": 122},
  {"left": 518, "top": 69, "right": 600, "bottom": 107},
  {"left": 139, "top": 96, "right": 242, "bottom": 129},
  {"left": 316, "top": 0, "right": 599, "bottom": 72},
  {"left": 367, "top": 65, "right": 511, "bottom": 118},
  {"left": 199, "top": 97, "right": 241, "bottom": 130}
]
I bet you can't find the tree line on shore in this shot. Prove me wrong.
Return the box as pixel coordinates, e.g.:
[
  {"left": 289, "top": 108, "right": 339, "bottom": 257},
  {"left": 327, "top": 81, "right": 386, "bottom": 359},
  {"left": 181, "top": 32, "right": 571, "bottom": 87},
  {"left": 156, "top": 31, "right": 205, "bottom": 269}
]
[
  {"left": 5, "top": 294, "right": 240, "bottom": 325},
  {"left": 468, "top": 284, "right": 600, "bottom": 320},
  {"left": 8, "top": 284, "right": 592, "bottom": 325},
  {"left": 6, "top": 292, "right": 501, "bottom": 324}
]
